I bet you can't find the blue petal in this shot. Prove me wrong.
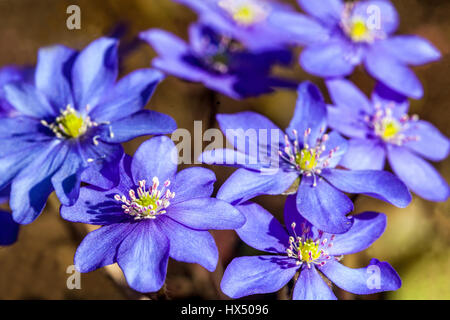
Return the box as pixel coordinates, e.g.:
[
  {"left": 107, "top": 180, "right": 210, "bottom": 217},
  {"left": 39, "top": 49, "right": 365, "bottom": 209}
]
[
  {"left": 221, "top": 256, "right": 297, "bottom": 299},
  {"left": 365, "top": 47, "right": 423, "bottom": 99},
  {"left": 131, "top": 136, "right": 178, "bottom": 185},
  {"left": 104, "top": 110, "right": 177, "bottom": 143},
  {"left": 117, "top": 221, "right": 170, "bottom": 293},
  {"left": 326, "top": 79, "right": 372, "bottom": 113},
  {"left": 199, "top": 148, "right": 267, "bottom": 171},
  {"left": 35, "top": 45, "right": 77, "bottom": 109},
  {"left": 168, "top": 198, "right": 245, "bottom": 230},
  {"left": 296, "top": 175, "right": 354, "bottom": 234},
  {"left": 74, "top": 222, "right": 135, "bottom": 272},
  {"left": 377, "top": 36, "right": 441, "bottom": 66},
  {"left": 88, "top": 69, "right": 164, "bottom": 123},
  {"left": 0, "top": 186, "right": 10, "bottom": 204},
  {"left": 322, "top": 131, "right": 348, "bottom": 169},
  {"left": 319, "top": 259, "right": 401, "bottom": 295},
  {"left": 71, "top": 37, "right": 118, "bottom": 110},
  {"left": 139, "top": 29, "right": 189, "bottom": 59},
  {"left": 235, "top": 202, "right": 289, "bottom": 254},
  {"left": 300, "top": 41, "right": 357, "bottom": 78},
  {"left": 216, "top": 168, "right": 298, "bottom": 205},
  {"left": 156, "top": 216, "right": 218, "bottom": 272},
  {"left": 339, "top": 138, "right": 386, "bottom": 170},
  {"left": 326, "top": 104, "right": 370, "bottom": 139},
  {"left": 387, "top": 146, "right": 449, "bottom": 202},
  {"left": 10, "top": 142, "right": 68, "bottom": 224},
  {"left": 0, "top": 210, "right": 20, "bottom": 246},
  {"left": 321, "top": 168, "right": 412, "bottom": 208},
  {"left": 293, "top": 266, "right": 337, "bottom": 300},
  {"left": 372, "top": 82, "right": 410, "bottom": 117},
  {"left": 171, "top": 167, "right": 216, "bottom": 205},
  {"left": 353, "top": 0, "right": 399, "bottom": 35},
  {"left": 286, "top": 82, "right": 327, "bottom": 145},
  {"left": 297, "top": 0, "right": 343, "bottom": 26},
  {"left": 327, "top": 211, "right": 386, "bottom": 256},
  {"left": 3, "top": 82, "right": 56, "bottom": 118},
  {"left": 402, "top": 120, "right": 449, "bottom": 162}
]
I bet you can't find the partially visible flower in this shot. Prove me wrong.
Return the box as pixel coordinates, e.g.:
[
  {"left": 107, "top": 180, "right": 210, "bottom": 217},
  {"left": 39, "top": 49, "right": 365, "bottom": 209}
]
[
  {"left": 173, "top": 0, "right": 295, "bottom": 50},
  {"left": 221, "top": 198, "right": 401, "bottom": 300},
  {"left": 200, "top": 81, "right": 411, "bottom": 234},
  {"left": 61, "top": 136, "right": 245, "bottom": 293},
  {"left": 0, "top": 66, "right": 33, "bottom": 117},
  {"left": 140, "top": 24, "right": 292, "bottom": 99},
  {"left": 270, "top": 0, "right": 441, "bottom": 98},
  {"left": 0, "top": 187, "right": 19, "bottom": 246},
  {"left": 326, "top": 79, "right": 449, "bottom": 202},
  {"left": 0, "top": 37, "right": 177, "bottom": 224}
]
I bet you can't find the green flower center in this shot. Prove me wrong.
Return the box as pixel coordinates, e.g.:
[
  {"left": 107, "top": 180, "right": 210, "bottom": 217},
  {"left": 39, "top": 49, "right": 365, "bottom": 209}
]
[
  {"left": 42, "top": 106, "right": 94, "bottom": 139},
  {"left": 295, "top": 149, "right": 317, "bottom": 171},
  {"left": 298, "top": 239, "right": 322, "bottom": 263}
]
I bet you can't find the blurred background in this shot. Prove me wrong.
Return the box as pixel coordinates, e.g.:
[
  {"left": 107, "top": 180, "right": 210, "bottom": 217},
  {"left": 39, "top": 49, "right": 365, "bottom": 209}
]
[{"left": 0, "top": 0, "right": 448, "bottom": 300}]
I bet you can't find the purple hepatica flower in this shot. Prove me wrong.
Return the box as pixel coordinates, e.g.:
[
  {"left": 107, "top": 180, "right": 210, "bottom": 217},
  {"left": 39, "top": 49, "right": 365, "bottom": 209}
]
[
  {"left": 0, "top": 66, "right": 34, "bottom": 117},
  {"left": 0, "top": 37, "right": 177, "bottom": 224},
  {"left": 221, "top": 197, "right": 401, "bottom": 300},
  {"left": 0, "top": 188, "right": 19, "bottom": 246},
  {"left": 61, "top": 136, "right": 245, "bottom": 293},
  {"left": 139, "top": 23, "right": 292, "bottom": 99},
  {"left": 200, "top": 81, "right": 411, "bottom": 234},
  {"left": 326, "top": 79, "right": 449, "bottom": 202},
  {"left": 271, "top": 0, "right": 441, "bottom": 99},
  {"left": 173, "top": 0, "right": 295, "bottom": 51}
]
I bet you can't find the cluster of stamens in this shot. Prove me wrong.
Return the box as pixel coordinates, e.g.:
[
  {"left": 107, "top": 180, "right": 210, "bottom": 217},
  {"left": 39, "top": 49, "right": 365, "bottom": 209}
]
[
  {"left": 279, "top": 128, "right": 339, "bottom": 187},
  {"left": 202, "top": 36, "right": 238, "bottom": 74},
  {"left": 340, "top": 2, "right": 385, "bottom": 43},
  {"left": 114, "top": 177, "right": 175, "bottom": 220},
  {"left": 366, "top": 102, "right": 420, "bottom": 146},
  {"left": 286, "top": 222, "right": 339, "bottom": 268},
  {"left": 218, "top": 0, "right": 270, "bottom": 26}
]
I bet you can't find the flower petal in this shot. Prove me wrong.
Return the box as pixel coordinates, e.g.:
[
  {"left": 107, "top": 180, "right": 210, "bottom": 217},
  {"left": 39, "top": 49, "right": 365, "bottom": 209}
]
[
  {"left": 131, "top": 136, "right": 178, "bottom": 185},
  {"left": 319, "top": 259, "right": 401, "bottom": 295},
  {"left": 327, "top": 211, "right": 386, "bottom": 256},
  {"left": 139, "top": 29, "right": 189, "bottom": 59},
  {"left": 297, "top": 175, "right": 354, "bottom": 234},
  {"left": 326, "top": 78, "right": 372, "bottom": 113},
  {"left": 297, "top": 0, "right": 343, "bottom": 26},
  {"left": 326, "top": 104, "right": 370, "bottom": 139},
  {"left": 293, "top": 266, "right": 337, "bottom": 300},
  {"left": 339, "top": 138, "right": 386, "bottom": 170},
  {"left": 156, "top": 216, "right": 218, "bottom": 272},
  {"left": 171, "top": 167, "right": 215, "bottom": 204},
  {"left": 74, "top": 222, "right": 135, "bottom": 272},
  {"left": 221, "top": 256, "right": 297, "bottom": 299},
  {"left": 168, "top": 198, "right": 245, "bottom": 230},
  {"left": 387, "top": 146, "right": 449, "bottom": 202},
  {"left": 0, "top": 211, "right": 20, "bottom": 246},
  {"left": 321, "top": 168, "right": 412, "bottom": 208},
  {"left": 235, "top": 202, "right": 289, "bottom": 254},
  {"left": 117, "top": 221, "right": 170, "bottom": 293}
]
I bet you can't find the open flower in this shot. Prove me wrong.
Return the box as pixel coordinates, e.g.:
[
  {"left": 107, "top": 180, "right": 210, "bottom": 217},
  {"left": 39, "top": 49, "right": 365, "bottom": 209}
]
[
  {"left": 326, "top": 79, "right": 449, "bottom": 202},
  {"left": 0, "top": 188, "right": 19, "bottom": 246},
  {"left": 0, "top": 37, "right": 177, "bottom": 224},
  {"left": 173, "top": 0, "right": 295, "bottom": 50},
  {"left": 200, "top": 81, "right": 411, "bottom": 234},
  {"left": 221, "top": 197, "right": 401, "bottom": 300},
  {"left": 270, "top": 0, "right": 441, "bottom": 98},
  {"left": 61, "top": 136, "right": 245, "bottom": 293},
  {"left": 140, "top": 23, "right": 292, "bottom": 99}
]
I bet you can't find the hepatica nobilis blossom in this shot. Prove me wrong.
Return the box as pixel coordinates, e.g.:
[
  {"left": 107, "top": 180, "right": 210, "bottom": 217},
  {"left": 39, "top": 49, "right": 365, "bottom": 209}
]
[
  {"left": 272, "top": 0, "right": 441, "bottom": 99},
  {"left": 0, "top": 37, "right": 177, "bottom": 224},
  {"left": 173, "top": 0, "right": 295, "bottom": 50},
  {"left": 0, "top": 188, "right": 19, "bottom": 246},
  {"left": 200, "top": 81, "right": 411, "bottom": 234},
  {"left": 140, "top": 23, "right": 292, "bottom": 99},
  {"left": 326, "top": 79, "right": 449, "bottom": 202},
  {"left": 61, "top": 136, "right": 245, "bottom": 293},
  {"left": 221, "top": 197, "right": 401, "bottom": 300}
]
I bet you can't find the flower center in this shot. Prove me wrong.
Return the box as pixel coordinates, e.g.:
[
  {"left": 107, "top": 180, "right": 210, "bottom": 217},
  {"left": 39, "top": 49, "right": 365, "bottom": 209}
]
[
  {"left": 279, "top": 128, "right": 339, "bottom": 186},
  {"left": 340, "top": 3, "right": 384, "bottom": 43},
  {"left": 349, "top": 19, "right": 369, "bottom": 42},
  {"left": 114, "top": 177, "right": 175, "bottom": 220},
  {"left": 41, "top": 105, "right": 95, "bottom": 139},
  {"left": 286, "top": 222, "right": 337, "bottom": 268},
  {"left": 218, "top": 0, "right": 269, "bottom": 26},
  {"left": 379, "top": 118, "right": 401, "bottom": 141}
]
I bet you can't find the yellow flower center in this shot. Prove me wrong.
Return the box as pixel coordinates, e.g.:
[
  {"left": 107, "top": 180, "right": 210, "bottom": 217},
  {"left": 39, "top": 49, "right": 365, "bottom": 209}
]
[
  {"left": 233, "top": 5, "right": 255, "bottom": 24},
  {"left": 295, "top": 149, "right": 317, "bottom": 171},
  {"left": 57, "top": 111, "right": 86, "bottom": 138},
  {"left": 298, "top": 239, "right": 322, "bottom": 263},
  {"left": 219, "top": 0, "right": 269, "bottom": 26},
  {"left": 350, "top": 19, "right": 369, "bottom": 42},
  {"left": 380, "top": 118, "right": 401, "bottom": 141}
]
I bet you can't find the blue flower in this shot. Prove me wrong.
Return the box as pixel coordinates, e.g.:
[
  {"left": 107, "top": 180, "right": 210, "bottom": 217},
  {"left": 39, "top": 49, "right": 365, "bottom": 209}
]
[
  {"left": 0, "top": 37, "right": 177, "bottom": 224},
  {"left": 200, "top": 81, "right": 411, "bottom": 234},
  {"left": 140, "top": 23, "right": 293, "bottom": 99},
  {"left": 61, "top": 136, "right": 245, "bottom": 293},
  {"left": 220, "top": 198, "right": 401, "bottom": 300},
  {"left": 0, "top": 187, "right": 19, "bottom": 246},
  {"left": 0, "top": 66, "right": 33, "bottom": 117},
  {"left": 173, "top": 0, "right": 295, "bottom": 50},
  {"left": 271, "top": 0, "right": 441, "bottom": 99},
  {"left": 326, "top": 79, "right": 449, "bottom": 202}
]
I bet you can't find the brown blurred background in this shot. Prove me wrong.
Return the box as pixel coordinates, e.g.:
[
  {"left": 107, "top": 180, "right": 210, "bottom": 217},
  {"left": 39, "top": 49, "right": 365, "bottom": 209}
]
[{"left": 0, "top": 0, "right": 448, "bottom": 300}]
